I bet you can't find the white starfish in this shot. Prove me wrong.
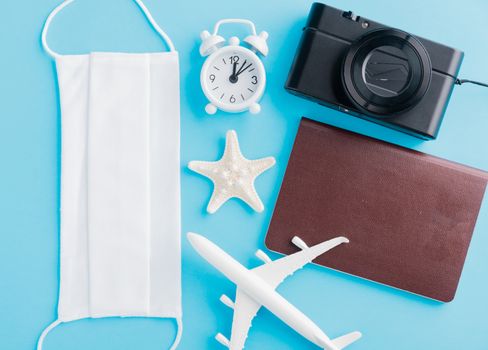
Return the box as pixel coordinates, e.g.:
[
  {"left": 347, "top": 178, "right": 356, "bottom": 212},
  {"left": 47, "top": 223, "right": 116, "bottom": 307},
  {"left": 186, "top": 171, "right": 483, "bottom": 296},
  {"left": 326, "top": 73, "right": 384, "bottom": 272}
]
[{"left": 188, "top": 130, "right": 276, "bottom": 214}]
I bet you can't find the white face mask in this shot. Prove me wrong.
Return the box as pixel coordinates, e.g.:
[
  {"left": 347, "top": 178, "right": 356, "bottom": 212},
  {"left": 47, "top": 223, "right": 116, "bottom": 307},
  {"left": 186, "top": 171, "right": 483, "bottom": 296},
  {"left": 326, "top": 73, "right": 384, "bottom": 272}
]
[{"left": 38, "top": 1, "right": 181, "bottom": 349}]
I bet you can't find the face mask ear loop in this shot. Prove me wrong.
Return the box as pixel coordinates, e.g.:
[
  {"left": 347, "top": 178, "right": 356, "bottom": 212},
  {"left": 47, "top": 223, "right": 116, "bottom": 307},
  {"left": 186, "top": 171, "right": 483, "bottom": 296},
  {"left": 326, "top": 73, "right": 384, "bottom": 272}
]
[
  {"left": 37, "top": 318, "right": 179, "bottom": 349},
  {"left": 41, "top": 0, "right": 74, "bottom": 59},
  {"left": 168, "top": 317, "right": 183, "bottom": 350},
  {"left": 42, "top": 0, "right": 176, "bottom": 58},
  {"left": 37, "top": 319, "right": 62, "bottom": 350},
  {"left": 133, "top": 0, "right": 176, "bottom": 52}
]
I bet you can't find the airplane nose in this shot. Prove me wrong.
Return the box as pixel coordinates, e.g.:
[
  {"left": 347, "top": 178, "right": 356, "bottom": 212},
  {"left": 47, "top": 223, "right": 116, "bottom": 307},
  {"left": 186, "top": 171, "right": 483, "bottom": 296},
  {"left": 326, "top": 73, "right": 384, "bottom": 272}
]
[
  {"left": 187, "top": 232, "right": 201, "bottom": 246},
  {"left": 187, "top": 232, "right": 212, "bottom": 252}
]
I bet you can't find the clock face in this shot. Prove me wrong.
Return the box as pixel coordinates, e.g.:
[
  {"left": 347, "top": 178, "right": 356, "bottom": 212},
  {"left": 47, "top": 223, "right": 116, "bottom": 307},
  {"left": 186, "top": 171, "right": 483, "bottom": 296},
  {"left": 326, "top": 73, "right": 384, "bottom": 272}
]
[{"left": 201, "top": 46, "right": 265, "bottom": 112}]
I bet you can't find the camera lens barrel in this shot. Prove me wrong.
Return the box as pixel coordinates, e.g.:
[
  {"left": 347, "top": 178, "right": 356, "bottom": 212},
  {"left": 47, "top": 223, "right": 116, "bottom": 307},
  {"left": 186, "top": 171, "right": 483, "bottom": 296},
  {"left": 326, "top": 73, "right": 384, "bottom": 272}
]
[{"left": 342, "top": 29, "right": 432, "bottom": 117}]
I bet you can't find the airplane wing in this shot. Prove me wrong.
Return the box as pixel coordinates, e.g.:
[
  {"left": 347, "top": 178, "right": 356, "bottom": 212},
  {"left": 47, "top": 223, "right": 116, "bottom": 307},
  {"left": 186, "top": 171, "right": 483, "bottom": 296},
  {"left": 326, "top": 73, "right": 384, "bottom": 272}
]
[
  {"left": 251, "top": 236, "right": 349, "bottom": 290},
  {"left": 226, "top": 288, "right": 262, "bottom": 350}
]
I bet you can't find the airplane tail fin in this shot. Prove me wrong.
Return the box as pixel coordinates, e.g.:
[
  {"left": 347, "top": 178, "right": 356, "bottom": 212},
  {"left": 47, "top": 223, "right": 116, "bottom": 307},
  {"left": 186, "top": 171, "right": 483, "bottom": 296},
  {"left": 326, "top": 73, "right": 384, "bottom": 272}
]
[{"left": 329, "top": 331, "right": 362, "bottom": 349}]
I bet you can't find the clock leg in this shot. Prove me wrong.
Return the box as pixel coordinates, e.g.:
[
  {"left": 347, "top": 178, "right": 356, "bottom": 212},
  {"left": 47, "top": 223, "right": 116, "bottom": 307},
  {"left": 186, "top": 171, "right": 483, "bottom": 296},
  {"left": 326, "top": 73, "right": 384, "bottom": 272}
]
[
  {"left": 205, "top": 103, "right": 217, "bottom": 115},
  {"left": 249, "top": 103, "right": 261, "bottom": 115}
]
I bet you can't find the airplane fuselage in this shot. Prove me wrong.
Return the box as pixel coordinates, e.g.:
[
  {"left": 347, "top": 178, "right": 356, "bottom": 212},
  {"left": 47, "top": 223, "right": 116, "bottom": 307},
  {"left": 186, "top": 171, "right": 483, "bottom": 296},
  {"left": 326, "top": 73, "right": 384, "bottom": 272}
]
[{"left": 189, "top": 233, "right": 339, "bottom": 350}]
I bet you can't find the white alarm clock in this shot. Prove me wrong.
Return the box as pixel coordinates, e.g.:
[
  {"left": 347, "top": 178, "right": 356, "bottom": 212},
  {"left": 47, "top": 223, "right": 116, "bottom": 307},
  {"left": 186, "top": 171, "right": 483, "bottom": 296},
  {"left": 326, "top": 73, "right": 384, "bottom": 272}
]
[{"left": 199, "top": 19, "right": 269, "bottom": 115}]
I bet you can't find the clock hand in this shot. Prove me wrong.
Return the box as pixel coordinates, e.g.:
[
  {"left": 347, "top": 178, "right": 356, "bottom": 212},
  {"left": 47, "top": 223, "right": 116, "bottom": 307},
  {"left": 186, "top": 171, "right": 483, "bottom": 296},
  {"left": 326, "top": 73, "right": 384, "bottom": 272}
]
[
  {"left": 235, "top": 59, "right": 247, "bottom": 75},
  {"left": 236, "top": 60, "right": 253, "bottom": 77},
  {"left": 229, "top": 61, "right": 238, "bottom": 84}
]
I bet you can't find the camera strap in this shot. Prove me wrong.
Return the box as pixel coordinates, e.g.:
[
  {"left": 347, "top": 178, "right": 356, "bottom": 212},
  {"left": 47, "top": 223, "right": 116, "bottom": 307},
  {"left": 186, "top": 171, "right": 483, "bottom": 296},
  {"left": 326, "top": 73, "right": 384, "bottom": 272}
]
[{"left": 455, "top": 78, "right": 488, "bottom": 88}]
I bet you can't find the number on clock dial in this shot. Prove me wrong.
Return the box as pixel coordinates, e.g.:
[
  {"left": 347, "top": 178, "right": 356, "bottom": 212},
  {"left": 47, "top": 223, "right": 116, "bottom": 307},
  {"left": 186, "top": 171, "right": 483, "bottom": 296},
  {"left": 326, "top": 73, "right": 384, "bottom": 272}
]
[{"left": 207, "top": 53, "right": 260, "bottom": 104}]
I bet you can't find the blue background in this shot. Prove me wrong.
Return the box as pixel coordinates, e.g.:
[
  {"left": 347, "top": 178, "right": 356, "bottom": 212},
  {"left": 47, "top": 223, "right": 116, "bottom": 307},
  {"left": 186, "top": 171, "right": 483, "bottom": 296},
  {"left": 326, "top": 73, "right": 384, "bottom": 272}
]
[{"left": 1, "top": 0, "right": 487, "bottom": 349}]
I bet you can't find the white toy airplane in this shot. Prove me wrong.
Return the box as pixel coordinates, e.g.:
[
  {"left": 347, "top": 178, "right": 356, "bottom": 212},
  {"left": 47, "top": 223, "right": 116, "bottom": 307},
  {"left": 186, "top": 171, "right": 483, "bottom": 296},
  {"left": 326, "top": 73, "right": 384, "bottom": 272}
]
[{"left": 187, "top": 232, "right": 362, "bottom": 350}]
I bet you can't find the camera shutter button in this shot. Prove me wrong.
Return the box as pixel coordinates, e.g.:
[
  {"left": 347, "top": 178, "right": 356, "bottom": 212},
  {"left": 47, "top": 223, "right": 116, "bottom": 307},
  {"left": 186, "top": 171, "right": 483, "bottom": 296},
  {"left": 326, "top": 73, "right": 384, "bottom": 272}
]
[{"left": 343, "top": 11, "right": 359, "bottom": 22}]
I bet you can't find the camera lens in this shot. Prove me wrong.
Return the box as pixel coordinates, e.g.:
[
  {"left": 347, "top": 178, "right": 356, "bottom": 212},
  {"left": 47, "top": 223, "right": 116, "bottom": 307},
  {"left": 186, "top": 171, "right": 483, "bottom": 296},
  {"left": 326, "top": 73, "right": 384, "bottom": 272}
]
[
  {"left": 362, "top": 46, "right": 411, "bottom": 98},
  {"left": 342, "top": 29, "right": 432, "bottom": 117}
]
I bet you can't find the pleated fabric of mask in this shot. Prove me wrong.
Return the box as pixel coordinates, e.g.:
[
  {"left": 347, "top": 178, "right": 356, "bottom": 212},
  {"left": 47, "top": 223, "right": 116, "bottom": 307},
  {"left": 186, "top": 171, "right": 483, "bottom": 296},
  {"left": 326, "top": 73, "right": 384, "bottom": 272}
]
[{"left": 38, "top": 1, "right": 182, "bottom": 349}]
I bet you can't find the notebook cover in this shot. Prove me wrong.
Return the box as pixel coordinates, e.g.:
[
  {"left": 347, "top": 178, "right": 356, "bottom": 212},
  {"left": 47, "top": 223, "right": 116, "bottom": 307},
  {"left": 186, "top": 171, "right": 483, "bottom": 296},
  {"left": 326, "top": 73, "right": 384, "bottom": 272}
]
[{"left": 266, "top": 118, "right": 488, "bottom": 302}]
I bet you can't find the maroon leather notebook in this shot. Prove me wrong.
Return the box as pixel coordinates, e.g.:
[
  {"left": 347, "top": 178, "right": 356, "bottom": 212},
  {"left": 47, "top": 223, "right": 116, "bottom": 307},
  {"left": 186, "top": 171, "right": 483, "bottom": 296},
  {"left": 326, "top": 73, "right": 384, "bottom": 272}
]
[{"left": 266, "top": 118, "right": 488, "bottom": 302}]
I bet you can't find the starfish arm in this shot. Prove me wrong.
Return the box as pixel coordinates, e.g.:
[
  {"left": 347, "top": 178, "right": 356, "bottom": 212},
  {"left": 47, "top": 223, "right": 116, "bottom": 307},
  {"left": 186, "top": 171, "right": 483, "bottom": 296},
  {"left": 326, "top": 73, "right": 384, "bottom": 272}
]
[
  {"left": 236, "top": 184, "right": 265, "bottom": 213},
  {"left": 223, "top": 130, "right": 243, "bottom": 160},
  {"left": 248, "top": 156, "right": 276, "bottom": 176},
  {"left": 207, "top": 187, "right": 233, "bottom": 214},
  {"left": 188, "top": 160, "right": 220, "bottom": 178}
]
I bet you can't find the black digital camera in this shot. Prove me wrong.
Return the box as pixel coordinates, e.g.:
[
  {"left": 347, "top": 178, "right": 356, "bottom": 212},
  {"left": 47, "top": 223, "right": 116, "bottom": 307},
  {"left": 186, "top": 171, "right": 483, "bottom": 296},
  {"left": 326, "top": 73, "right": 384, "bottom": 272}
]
[{"left": 285, "top": 3, "right": 464, "bottom": 139}]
